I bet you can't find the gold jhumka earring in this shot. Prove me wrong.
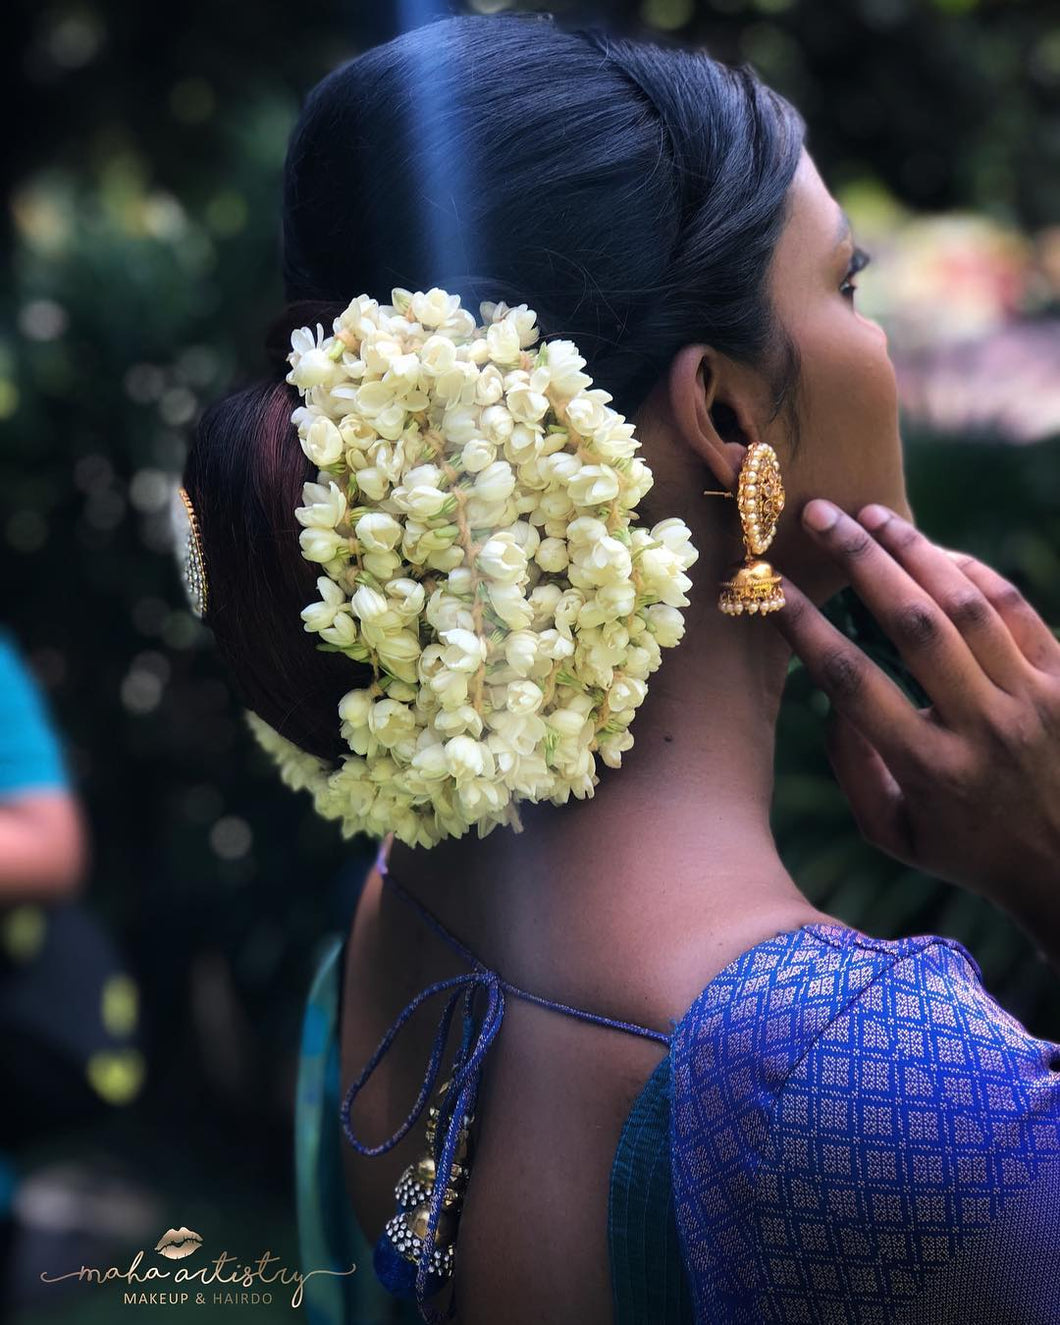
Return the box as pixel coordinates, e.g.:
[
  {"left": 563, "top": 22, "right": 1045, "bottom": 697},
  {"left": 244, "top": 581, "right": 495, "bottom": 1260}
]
[{"left": 704, "top": 440, "right": 786, "bottom": 616}]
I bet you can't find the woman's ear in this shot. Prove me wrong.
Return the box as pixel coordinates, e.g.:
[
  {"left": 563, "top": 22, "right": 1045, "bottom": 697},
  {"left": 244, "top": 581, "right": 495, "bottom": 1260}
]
[{"left": 667, "top": 343, "right": 762, "bottom": 489}]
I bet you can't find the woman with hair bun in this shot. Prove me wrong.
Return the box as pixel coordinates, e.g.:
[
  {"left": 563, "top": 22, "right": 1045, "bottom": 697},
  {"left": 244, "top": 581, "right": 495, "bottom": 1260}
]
[{"left": 179, "top": 13, "right": 1060, "bottom": 1323}]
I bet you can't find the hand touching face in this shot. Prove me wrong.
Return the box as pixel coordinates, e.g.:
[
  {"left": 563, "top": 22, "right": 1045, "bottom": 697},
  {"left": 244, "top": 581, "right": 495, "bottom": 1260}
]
[{"left": 768, "top": 498, "right": 1060, "bottom": 943}]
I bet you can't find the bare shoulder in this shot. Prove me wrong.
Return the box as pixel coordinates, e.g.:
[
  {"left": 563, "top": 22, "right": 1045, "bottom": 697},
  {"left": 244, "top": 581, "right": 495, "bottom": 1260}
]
[{"left": 650, "top": 899, "right": 849, "bottom": 1027}]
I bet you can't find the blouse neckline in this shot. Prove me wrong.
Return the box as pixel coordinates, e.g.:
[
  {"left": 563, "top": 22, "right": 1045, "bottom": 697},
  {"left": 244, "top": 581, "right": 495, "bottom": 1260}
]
[
  {"left": 337, "top": 836, "right": 969, "bottom": 1320},
  {"left": 380, "top": 859, "right": 863, "bottom": 1043}
]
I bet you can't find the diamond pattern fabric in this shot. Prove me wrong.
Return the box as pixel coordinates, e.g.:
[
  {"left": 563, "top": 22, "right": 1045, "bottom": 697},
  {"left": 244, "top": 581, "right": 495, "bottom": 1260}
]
[{"left": 670, "top": 923, "right": 1060, "bottom": 1323}]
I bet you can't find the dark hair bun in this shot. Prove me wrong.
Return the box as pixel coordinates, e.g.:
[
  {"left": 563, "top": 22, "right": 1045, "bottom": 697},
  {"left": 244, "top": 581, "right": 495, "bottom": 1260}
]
[{"left": 185, "top": 12, "right": 805, "bottom": 762}]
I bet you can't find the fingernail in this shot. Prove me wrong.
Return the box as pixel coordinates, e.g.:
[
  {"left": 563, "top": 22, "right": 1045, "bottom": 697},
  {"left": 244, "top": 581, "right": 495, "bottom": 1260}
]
[
  {"left": 858, "top": 504, "right": 892, "bottom": 531},
  {"left": 802, "top": 499, "right": 839, "bottom": 532}
]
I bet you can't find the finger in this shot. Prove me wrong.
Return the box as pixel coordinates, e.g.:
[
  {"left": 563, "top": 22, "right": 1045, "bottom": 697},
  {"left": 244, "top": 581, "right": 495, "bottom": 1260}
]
[
  {"left": 850, "top": 499, "right": 1060, "bottom": 681},
  {"left": 938, "top": 547, "right": 1060, "bottom": 677},
  {"left": 825, "top": 709, "right": 912, "bottom": 861},
  {"left": 798, "top": 498, "right": 996, "bottom": 728},
  {"left": 857, "top": 504, "right": 1036, "bottom": 695},
  {"left": 767, "top": 575, "right": 956, "bottom": 785}
]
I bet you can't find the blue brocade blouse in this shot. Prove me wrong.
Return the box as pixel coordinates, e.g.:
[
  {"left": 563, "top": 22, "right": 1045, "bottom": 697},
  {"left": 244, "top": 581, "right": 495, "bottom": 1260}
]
[{"left": 295, "top": 864, "right": 1060, "bottom": 1324}]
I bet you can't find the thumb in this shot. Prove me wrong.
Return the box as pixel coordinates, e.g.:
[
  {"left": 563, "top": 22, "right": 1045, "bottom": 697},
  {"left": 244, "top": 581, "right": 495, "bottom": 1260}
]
[{"left": 825, "top": 709, "right": 911, "bottom": 860}]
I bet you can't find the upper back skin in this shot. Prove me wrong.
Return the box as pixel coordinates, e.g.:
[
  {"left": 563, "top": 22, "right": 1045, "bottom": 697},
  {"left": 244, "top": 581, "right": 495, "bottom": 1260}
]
[{"left": 337, "top": 861, "right": 841, "bottom": 1325}]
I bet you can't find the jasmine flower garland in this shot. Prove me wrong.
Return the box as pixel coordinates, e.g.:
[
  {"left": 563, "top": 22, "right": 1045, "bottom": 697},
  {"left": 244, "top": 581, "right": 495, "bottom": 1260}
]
[{"left": 244, "top": 287, "right": 699, "bottom": 849}]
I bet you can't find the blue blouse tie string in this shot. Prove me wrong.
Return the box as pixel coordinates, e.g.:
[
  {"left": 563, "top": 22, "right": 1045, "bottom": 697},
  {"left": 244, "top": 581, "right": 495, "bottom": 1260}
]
[{"left": 340, "top": 839, "right": 672, "bottom": 1323}]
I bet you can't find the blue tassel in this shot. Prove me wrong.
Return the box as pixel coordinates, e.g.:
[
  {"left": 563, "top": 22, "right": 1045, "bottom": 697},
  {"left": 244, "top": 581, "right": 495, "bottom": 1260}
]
[
  {"left": 372, "top": 1231, "right": 449, "bottom": 1302},
  {"left": 373, "top": 1233, "right": 417, "bottom": 1298}
]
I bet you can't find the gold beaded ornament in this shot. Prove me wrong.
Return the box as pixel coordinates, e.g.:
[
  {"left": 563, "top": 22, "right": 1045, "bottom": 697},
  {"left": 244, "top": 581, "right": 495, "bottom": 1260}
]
[
  {"left": 171, "top": 484, "right": 209, "bottom": 619},
  {"left": 380, "top": 1078, "right": 473, "bottom": 1290},
  {"left": 704, "top": 440, "right": 786, "bottom": 616}
]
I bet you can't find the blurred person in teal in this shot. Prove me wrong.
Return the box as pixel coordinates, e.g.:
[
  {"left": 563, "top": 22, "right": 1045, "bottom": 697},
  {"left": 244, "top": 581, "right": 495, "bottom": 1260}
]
[
  {"left": 0, "top": 626, "right": 87, "bottom": 901},
  {"left": 0, "top": 626, "right": 141, "bottom": 1319}
]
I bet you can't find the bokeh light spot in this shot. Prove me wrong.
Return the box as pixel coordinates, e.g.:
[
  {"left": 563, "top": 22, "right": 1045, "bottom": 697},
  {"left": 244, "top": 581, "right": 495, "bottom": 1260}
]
[{"left": 209, "top": 815, "right": 253, "bottom": 860}]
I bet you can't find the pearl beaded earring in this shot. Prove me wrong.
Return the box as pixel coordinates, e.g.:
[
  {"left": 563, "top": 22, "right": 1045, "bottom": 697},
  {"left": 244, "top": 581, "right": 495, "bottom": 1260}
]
[{"left": 703, "top": 440, "right": 786, "bottom": 616}]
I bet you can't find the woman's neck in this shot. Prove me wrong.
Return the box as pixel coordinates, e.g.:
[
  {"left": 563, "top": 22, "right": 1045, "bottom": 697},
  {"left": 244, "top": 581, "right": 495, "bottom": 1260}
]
[{"left": 381, "top": 588, "right": 826, "bottom": 1002}]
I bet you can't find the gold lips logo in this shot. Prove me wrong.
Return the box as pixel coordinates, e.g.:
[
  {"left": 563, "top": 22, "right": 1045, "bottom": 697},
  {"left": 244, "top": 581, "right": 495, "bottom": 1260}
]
[
  {"left": 41, "top": 1222, "right": 357, "bottom": 1307},
  {"left": 153, "top": 1228, "right": 203, "bottom": 1261}
]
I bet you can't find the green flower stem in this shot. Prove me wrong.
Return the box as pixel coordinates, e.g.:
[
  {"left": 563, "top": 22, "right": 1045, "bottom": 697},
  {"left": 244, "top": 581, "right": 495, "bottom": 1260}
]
[{"left": 424, "top": 425, "right": 489, "bottom": 716}]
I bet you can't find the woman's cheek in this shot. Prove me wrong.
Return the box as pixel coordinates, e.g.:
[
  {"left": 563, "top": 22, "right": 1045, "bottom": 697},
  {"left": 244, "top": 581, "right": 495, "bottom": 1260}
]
[
  {"left": 855, "top": 309, "right": 888, "bottom": 350},
  {"left": 841, "top": 323, "right": 899, "bottom": 430}
]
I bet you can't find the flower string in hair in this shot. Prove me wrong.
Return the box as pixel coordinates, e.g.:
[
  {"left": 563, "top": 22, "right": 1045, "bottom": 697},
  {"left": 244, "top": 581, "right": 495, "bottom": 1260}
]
[{"left": 244, "top": 287, "right": 699, "bottom": 848}]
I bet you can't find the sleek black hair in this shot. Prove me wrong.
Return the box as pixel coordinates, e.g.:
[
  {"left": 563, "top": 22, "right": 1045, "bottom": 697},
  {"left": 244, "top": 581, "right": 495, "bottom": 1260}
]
[
  {"left": 280, "top": 12, "right": 807, "bottom": 444},
  {"left": 186, "top": 13, "right": 808, "bottom": 762}
]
